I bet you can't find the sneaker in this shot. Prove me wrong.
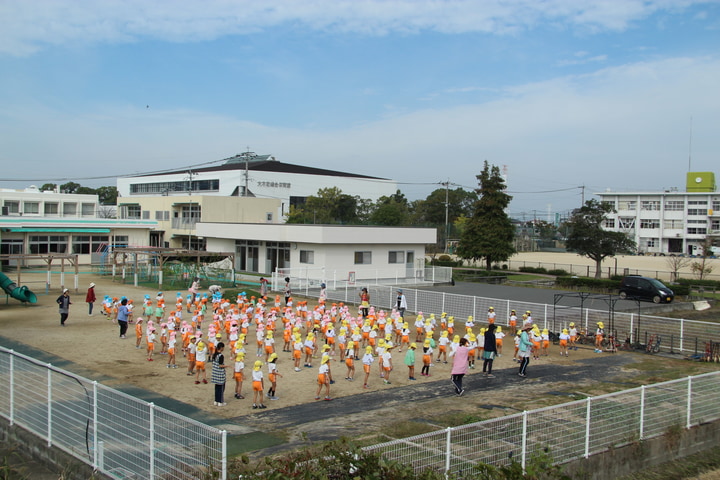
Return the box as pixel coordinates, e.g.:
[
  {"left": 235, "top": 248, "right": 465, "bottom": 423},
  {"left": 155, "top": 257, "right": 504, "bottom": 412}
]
[
  {"left": 259, "top": 404, "right": 267, "bottom": 409},
  {"left": 202, "top": 379, "right": 208, "bottom": 384},
  {"left": 234, "top": 393, "right": 241, "bottom": 399},
  {"left": 329, "top": 380, "right": 335, "bottom": 384},
  {"left": 458, "top": 389, "right": 465, "bottom": 396},
  {"left": 315, "top": 396, "right": 321, "bottom": 400},
  {"left": 194, "top": 381, "right": 200, "bottom": 384},
  {"left": 363, "top": 384, "right": 369, "bottom": 389},
  {"left": 487, "top": 374, "right": 495, "bottom": 378},
  {"left": 166, "top": 364, "right": 171, "bottom": 368},
  {"left": 409, "top": 377, "right": 416, "bottom": 381},
  {"left": 324, "top": 397, "right": 332, "bottom": 401},
  {"left": 148, "top": 358, "right": 153, "bottom": 362},
  {"left": 518, "top": 373, "right": 526, "bottom": 377},
  {"left": 172, "top": 365, "right": 178, "bottom": 368},
  {"left": 217, "top": 403, "right": 227, "bottom": 407},
  {"left": 270, "top": 396, "right": 279, "bottom": 400},
  {"left": 253, "top": 404, "right": 258, "bottom": 409},
  {"left": 383, "top": 380, "right": 391, "bottom": 384},
  {"left": 213, "top": 402, "right": 219, "bottom": 406}
]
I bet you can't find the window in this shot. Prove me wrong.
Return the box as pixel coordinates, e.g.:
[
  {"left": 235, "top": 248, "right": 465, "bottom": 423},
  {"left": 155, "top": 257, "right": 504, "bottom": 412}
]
[
  {"left": 266, "top": 212, "right": 273, "bottom": 222},
  {"left": 388, "top": 251, "right": 405, "bottom": 264},
  {"left": 639, "top": 219, "right": 660, "bottom": 229},
  {"left": 641, "top": 201, "right": 660, "bottom": 211},
  {"left": 354, "top": 251, "right": 372, "bottom": 264},
  {"left": 44, "top": 202, "right": 59, "bottom": 215},
  {"left": 618, "top": 217, "right": 635, "bottom": 229},
  {"left": 122, "top": 205, "right": 141, "bottom": 219},
  {"left": 0, "top": 239, "right": 23, "bottom": 255},
  {"left": 155, "top": 211, "right": 169, "bottom": 221},
  {"left": 713, "top": 201, "right": 720, "bottom": 211},
  {"left": 688, "top": 200, "right": 708, "bottom": 205},
  {"left": 601, "top": 200, "right": 616, "bottom": 210},
  {"left": 81, "top": 203, "right": 96, "bottom": 216},
  {"left": 72, "top": 235, "right": 110, "bottom": 254},
  {"left": 299, "top": 250, "right": 314, "bottom": 264},
  {"left": 618, "top": 201, "right": 636, "bottom": 211},
  {"left": 688, "top": 209, "right": 706, "bottom": 216},
  {"left": 62, "top": 203, "right": 77, "bottom": 215},
  {"left": 29, "top": 235, "right": 68, "bottom": 254},
  {"left": 3, "top": 201, "right": 19, "bottom": 214},
  {"left": 687, "top": 219, "right": 707, "bottom": 224},
  {"left": 142, "top": 210, "right": 150, "bottom": 220},
  {"left": 603, "top": 219, "right": 615, "bottom": 228},
  {"left": 113, "top": 236, "right": 129, "bottom": 247},
  {"left": 711, "top": 220, "right": 720, "bottom": 231},
  {"left": 664, "top": 200, "right": 684, "bottom": 211},
  {"left": 687, "top": 227, "right": 707, "bottom": 235},
  {"left": 664, "top": 219, "right": 683, "bottom": 229},
  {"left": 22, "top": 202, "right": 39, "bottom": 214},
  {"left": 646, "top": 238, "right": 657, "bottom": 248}
]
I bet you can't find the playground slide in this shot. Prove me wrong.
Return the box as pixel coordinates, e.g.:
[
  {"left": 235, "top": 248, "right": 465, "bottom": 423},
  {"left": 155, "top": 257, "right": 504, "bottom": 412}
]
[{"left": 0, "top": 271, "right": 37, "bottom": 304}]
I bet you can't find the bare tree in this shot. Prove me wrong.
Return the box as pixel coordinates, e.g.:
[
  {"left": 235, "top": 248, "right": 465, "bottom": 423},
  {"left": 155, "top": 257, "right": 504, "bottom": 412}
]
[
  {"left": 665, "top": 255, "right": 691, "bottom": 281},
  {"left": 690, "top": 239, "right": 714, "bottom": 281}
]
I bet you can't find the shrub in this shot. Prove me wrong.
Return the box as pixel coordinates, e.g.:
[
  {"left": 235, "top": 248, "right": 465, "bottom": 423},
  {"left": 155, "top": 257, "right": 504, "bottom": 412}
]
[
  {"left": 518, "top": 266, "right": 548, "bottom": 274},
  {"left": 547, "top": 269, "right": 569, "bottom": 276}
]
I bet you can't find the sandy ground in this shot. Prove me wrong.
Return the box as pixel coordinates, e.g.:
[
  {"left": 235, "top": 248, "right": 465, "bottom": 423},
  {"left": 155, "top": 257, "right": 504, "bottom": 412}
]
[{"left": 0, "top": 267, "right": 606, "bottom": 426}]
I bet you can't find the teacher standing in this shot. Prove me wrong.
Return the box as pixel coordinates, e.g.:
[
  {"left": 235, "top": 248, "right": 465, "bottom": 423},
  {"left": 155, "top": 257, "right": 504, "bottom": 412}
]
[
  {"left": 450, "top": 338, "right": 470, "bottom": 396},
  {"left": 117, "top": 298, "right": 130, "bottom": 339},
  {"left": 56, "top": 289, "right": 71, "bottom": 327}
]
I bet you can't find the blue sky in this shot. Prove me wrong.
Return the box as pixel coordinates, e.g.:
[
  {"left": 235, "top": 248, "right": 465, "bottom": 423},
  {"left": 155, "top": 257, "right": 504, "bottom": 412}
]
[{"left": 1, "top": 0, "right": 719, "bottom": 219}]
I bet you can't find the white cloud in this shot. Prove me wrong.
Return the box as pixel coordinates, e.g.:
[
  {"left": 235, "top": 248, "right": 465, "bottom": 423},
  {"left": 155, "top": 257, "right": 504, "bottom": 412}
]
[
  {"left": 2, "top": 55, "right": 718, "bottom": 213},
  {"left": 0, "top": 0, "right": 712, "bottom": 56}
]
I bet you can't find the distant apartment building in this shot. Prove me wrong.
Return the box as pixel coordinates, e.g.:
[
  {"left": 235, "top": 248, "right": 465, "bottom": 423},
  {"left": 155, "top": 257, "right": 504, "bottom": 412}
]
[{"left": 596, "top": 172, "right": 720, "bottom": 255}]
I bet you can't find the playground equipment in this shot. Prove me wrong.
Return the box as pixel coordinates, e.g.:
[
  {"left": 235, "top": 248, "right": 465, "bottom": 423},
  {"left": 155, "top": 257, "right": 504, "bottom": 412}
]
[{"left": 0, "top": 271, "right": 37, "bottom": 304}]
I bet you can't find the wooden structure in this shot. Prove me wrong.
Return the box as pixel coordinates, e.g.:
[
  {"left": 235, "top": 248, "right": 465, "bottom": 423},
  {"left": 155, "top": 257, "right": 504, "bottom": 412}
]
[
  {"left": 0, "top": 253, "right": 80, "bottom": 293},
  {"left": 110, "top": 247, "right": 235, "bottom": 288}
]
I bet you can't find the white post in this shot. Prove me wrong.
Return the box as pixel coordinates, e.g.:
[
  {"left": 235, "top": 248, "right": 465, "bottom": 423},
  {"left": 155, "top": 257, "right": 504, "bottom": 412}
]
[
  {"left": 543, "top": 304, "right": 548, "bottom": 329},
  {"left": 686, "top": 376, "right": 693, "bottom": 429},
  {"left": 630, "top": 313, "right": 635, "bottom": 344},
  {"left": 445, "top": 426, "right": 452, "bottom": 475},
  {"left": 584, "top": 398, "right": 591, "bottom": 458},
  {"left": 158, "top": 269, "right": 163, "bottom": 288},
  {"left": 680, "top": 318, "right": 685, "bottom": 353},
  {"left": 47, "top": 364, "right": 52, "bottom": 447},
  {"left": 93, "top": 381, "right": 98, "bottom": 470},
  {"left": 222, "top": 430, "right": 228, "bottom": 480},
  {"left": 9, "top": 351, "right": 14, "bottom": 426},
  {"left": 442, "top": 292, "right": 446, "bottom": 315},
  {"left": 639, "top": 385, "right": 645, "bottom": 439},
  {"left": 149, "top": 402, "right": 155, "bottom": 479},
  {"left": 521, "top": 411, "right": 528, "bottom": 471}
]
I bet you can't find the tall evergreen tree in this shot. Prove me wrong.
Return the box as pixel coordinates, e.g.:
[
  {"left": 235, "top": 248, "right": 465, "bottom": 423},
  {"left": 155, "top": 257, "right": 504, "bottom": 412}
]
[{"left": 457, "top": 161, "right": 515, "bottom": 269}]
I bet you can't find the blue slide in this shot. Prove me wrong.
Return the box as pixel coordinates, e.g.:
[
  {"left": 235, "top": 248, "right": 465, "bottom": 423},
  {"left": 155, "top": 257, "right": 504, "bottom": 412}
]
[{"left": 0, "top": 271, "right": 37, "bottom": 304}]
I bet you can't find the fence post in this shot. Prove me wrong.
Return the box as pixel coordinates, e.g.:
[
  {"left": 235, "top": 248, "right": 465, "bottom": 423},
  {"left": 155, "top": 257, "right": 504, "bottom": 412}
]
[
  {"left": 686, "top": 376, "right": 693, "bottom": 429},
  {"left": 521, "top": 411, "right": 528, "bottom": 471},
  {"left": 9, "top": 350, "right": 14, "bottom": 426},
  {"left": 222, "top": 429, "right": 228, "bottom": 480},
  {"left": 149, "top": 402, "right": 155, "bottom": 480},
  {"left": 630, "top": 314, "right": 635, "bottom": 344},
  {"left": 639, "top": 385, "right": 645, "bottom": 439},
  {"left": 93, "top": 381, "right": 99, "bottom": 471},
  {"left": 680, "top": 318, "right": 684, "bottom": 353},
  {"left": 445, "top": 426, "right": 452, "bottom": 475},
  {"left": 47, "top": 364, "right": 52, "bottom": 447},
  {"left": 584, "top": 397, "right": 591, "bottom": 458}
]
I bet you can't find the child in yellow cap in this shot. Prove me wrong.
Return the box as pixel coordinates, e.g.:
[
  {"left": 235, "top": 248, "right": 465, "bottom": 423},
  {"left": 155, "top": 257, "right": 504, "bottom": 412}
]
[
  {"left": 362, "top": 345, "right": 374, "bottom": 389},
  {"left": 315, "top": 355, "right": 332, "bottom": 401},
  {"left": 559, "top": 329, "right": 570, "bottom": 357},
  {"left": 405, "top": 342, "right": 417, "bottom": 381},
  {"left": 421, "top": 339, "right": 432, "bottom": 377},
  {"left": 267, "top": 352, "right": 282, "bottom": 400},
  {"left": 252, "top": 360, "right": 266, "bottom": 409},
  {"left": 234, "top": 351, "right": 245, "bottom": 399}
]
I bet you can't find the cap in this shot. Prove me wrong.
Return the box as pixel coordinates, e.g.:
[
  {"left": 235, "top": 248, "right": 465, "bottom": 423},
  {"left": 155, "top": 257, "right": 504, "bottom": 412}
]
[
  {"left": 268, "top": 352, "right": 278, "bottom": 362},
  {"left": 397, "top": 288, "right": 403, "bottom": 293},
  {"left": 89, "top": 283, "right": 95, "bottom": 288},
  {"left": 253, "top": 360, "right": 262, "bottom": 370},
  {"left": 410, "top": 342, "right": 417, "bottom": 349},
  {"left": 63, "top": 288, "right": 69, "bottom": 293}
]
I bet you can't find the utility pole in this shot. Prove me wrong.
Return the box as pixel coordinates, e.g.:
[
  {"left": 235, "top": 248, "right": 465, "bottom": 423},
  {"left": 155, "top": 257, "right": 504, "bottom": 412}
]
[
  {"left": 238, "top": 148, "right": 256, "bottom": 197},
  {"left": 187, "top": 169, "right": 197, "bottom": 250},
  {"left": 443, "top": 179, "right": 450, "bottom": 253}
]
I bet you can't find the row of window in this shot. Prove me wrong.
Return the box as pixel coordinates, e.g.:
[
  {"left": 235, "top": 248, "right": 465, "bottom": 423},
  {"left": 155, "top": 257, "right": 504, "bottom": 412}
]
[
  {"left": 2, "top": 200, "right": 96, "bottom": 216},
  {"left": 299, "top": 250, "right": 414, "bottom": 265},
  {"left": 611, "top": 199, "right": 720, "bottom": 212},
  {"left": 607, "top": 218, "right": 716, "bottom": 230},
  {"left": 129, "top": 179, "right": 220, "bottom": 194},
  {"left": 1, "top": 235, "right": 128, "bottom": 255}
]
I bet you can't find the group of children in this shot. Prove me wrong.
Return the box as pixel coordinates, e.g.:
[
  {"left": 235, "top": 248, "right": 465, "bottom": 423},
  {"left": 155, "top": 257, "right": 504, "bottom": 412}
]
[{"left": 115, "top": 288, "right": 591, "bottom": 409}]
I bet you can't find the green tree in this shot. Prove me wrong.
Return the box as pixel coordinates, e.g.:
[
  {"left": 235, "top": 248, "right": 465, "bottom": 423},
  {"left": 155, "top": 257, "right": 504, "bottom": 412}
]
[
  {"left": 96, "top": 186, "right": 119, "bottom": 205},
  {"left": 76, "top": 186, "right": 97, "bottom": 195},
  {"left": 457, "top": 161, "right": 516, "bottom": 269},
  {"left": 286, "top": 187, "right": 360, "bottom": 224},
  {"left": 59, "top": 181, "right": 81, "bottom": 194},
  {"left": 565, "top": 199, "right": 636, "bottom": 278},
  {"left": 370, "top": 190, "right": 410, "bottom": 226},
  {"left": 39, "top": 183, "right": 57, "bottom": 192}
]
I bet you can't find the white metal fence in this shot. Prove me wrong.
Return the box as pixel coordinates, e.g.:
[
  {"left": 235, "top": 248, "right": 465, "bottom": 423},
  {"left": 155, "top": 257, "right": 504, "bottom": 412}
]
[
  {"left": 363, "top": 372, "right": 720, "bottom": 476},
  {"left": 274, "top": 266, "right": 453, "bottom": 292},
  {"left": 315, "top": 285, "right": 720, "bottom": 355},
  {"left": 0, "top": 347, "right": 227, "bottom": 480}
]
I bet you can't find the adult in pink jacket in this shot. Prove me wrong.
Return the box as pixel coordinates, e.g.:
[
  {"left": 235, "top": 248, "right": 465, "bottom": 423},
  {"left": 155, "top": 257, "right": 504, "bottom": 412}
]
[{"left": 450, "top": 337, "right": 470, "bottom": 396}]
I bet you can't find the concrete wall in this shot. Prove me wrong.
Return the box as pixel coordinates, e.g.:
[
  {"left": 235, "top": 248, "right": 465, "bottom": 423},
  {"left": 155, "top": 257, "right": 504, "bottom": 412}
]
[
  {"left": 0, "top": 418, "right": 107, "bottom": 480},
  {"left": 562, "top": 419, "right": 720, "bottom": 479}
]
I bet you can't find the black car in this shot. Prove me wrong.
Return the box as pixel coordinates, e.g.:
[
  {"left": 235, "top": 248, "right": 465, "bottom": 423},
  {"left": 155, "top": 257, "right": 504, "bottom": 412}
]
[{"left": 618, "top": 275, "right": 674, "bottom": 304}]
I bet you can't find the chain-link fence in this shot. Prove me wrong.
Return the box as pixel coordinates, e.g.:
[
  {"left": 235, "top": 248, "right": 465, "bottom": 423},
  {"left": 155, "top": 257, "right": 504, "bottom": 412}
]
[
  {"left": 364, "top": 372, "right": 720, "bottom": 476},
  {"left": 0, "top": 347, "right": 227, "bottom": 480}
]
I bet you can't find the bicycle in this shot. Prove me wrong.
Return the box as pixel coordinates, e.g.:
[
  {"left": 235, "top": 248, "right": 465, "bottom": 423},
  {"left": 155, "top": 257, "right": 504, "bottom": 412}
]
[{"left": 646, "top": 334, "right": 661, "bottom": 354}]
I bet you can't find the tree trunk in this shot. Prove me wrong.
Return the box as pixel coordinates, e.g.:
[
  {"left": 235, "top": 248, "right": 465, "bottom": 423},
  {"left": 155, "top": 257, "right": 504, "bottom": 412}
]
[
  {"left": 485, "top": 257, "right": 492, "bottom": 270},
  {"left": 594, "top": 259, "right": 603, "bottom": 278}
]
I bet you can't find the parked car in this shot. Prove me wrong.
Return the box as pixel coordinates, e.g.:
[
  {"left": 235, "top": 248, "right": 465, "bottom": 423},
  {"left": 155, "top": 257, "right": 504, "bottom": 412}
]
[{"left": 618, "top": 275, "right": 674, "bottom": 304}]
